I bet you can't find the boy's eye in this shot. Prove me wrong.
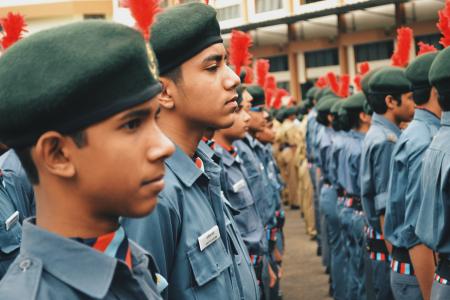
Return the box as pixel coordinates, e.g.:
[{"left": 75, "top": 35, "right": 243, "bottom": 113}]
[
  {"left": 206, "top": 64, "right": 219, "bottom": 72},
  {"left": 123, "top": 118, "right": 142, "bottom": 130}
]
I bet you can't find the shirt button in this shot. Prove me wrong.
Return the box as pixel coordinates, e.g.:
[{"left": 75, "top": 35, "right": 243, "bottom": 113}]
[{"left": 19, "top": 259, "right": 32, "bottom": 271}]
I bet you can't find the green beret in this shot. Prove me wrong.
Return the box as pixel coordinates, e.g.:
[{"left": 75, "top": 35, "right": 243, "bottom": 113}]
[
  {"left": 316, "top": 96, "right": 339, "bottom": 113},
  {"left": 342, "top": 92, "right": 367, "bottom": 110},
  {"left": 306, "top": 87, "right": 317, "bottom": 100},
  {"left": 429, "top": 47, "right": 450, "bottom": 95},
  {"left": 247, "top": 85, "right": 265, "bottom": 107},
  {"left": 284, "top": 106, "right": 297, "bottom": 117},
  {"left": 314, "top": 88, "right": 324, "bottom": 101},
  {"left": 406, "top": 52, "right": 437, "bottom": 103},
  {"left": 0, "top": 21, "right": 161, "bottom": 148},
  {"left": 320, "top": 88, "right": 336, "bottom": 100},
  {"left": 275, "top": 108, "right": 286, "bottom": 122},
  {"left": 330, "top": 100, "right": 345, "bottom": 114},
  {"left": 369, "top": 66, "right": 411, "bottom": 95},
  {"left": 361, "top": 68, "right": 381, "bottom": 96},
  {"left": 406, "top": 52, "right": 437, "bottom": 88},
  {"left": 150, "top": 3, "right": 222, "bottom": 75}
]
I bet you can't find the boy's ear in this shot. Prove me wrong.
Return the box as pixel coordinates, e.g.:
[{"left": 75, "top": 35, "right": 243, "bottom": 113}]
[
  {"left": 33, "top": 132, "right": 76, "bottom": 180},
  {"left": 385, "top": 95, "right": 398, "bottom": 110},
  {"left": 158, "top": 78, "right": 175, "bottom": 110}
]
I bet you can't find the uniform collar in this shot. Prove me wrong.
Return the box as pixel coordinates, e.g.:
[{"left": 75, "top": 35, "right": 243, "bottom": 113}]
[
  {"left": 215, "top": 144, "right": 236, "bottom": 167},
  {"left": 165, "top": 144, "right": 204, "bottom": 187},
  {"left": 197, "top": 140, "right": 222, "bottom": 166},
  {"left": 440, "top": 111, "right": 450, "bottom": 126},
  {"left": 350, "top": 129, "right": 365, "bottom": 140},
  {"left": 414, "top": 108, "right": 440, "bottom": 127},
  {"left": 372, "top": 113, "right": 401, "bottom": 137},
  {"left": 20, "top": 219, "right": 121, "bottom": 299}
]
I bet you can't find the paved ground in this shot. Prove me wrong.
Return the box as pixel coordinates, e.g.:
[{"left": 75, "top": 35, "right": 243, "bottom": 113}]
[{"left": 281, "top": 208, "right": 332, "bottom": 300}]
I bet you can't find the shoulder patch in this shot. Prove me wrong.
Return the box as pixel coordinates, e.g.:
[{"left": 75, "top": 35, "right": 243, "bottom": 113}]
[{"left": 387, "top": 133, "right": 397, "bottom": 143}]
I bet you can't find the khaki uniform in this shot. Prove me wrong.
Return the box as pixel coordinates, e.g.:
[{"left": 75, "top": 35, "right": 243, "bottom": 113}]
[{"left": 296, "top": 117, "right": 316, "bottom": 237}]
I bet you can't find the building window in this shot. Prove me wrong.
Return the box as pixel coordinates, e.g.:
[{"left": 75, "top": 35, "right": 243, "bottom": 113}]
[
  {"left": 217, "top": 5, "right": 241, "bottom": 21},
  {"left": 415, "top": 33, "right": 442, "bottom": 52},
  {"left": 264, "top": 55, "right": 289, "bottom": 72},
  {"left": 354, "top": 40, "right": 394, "bottom": 63},
  {"left": 304, "top": 0, "right": 323, "bottom": 4},
  {"left": 305, "top": 48, "right": 339, "bottom": 68},
  {"left": 255, "top": 0, "right": 283, "bottom": 13},
  {"left": 84, "top": 14, "right": 106, "bottom": 20}
]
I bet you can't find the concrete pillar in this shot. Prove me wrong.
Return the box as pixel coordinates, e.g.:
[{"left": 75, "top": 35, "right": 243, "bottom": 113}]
[
  {"left": 288, "top": 23, "right": 302, "bottom": 102},
  {"left": 337, "top": 13, "right": 349, "bottom": 75}
]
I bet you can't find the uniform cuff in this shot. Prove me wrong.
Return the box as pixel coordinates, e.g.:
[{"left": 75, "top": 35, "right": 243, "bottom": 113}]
[{"left": 374, "top": 192, "right": 388, "bottom": 214}]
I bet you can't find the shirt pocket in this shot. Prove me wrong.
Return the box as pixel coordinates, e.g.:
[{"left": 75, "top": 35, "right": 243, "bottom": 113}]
[
  {"left": 187, "top": 237, "right": 232, "bottom": 299},
  {"left": 0, "top": 218, "right": 21, "bottom": 255},
  {"left": 227, "top": 176, "right": 254, "bottom": 210}
]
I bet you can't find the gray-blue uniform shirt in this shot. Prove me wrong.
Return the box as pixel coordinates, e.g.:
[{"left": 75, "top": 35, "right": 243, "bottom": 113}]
[
  {"left": 0, "top": 150, "right": 35, "bottom": 218},
  {"left": 0, "top": 171, "right": 23, "bottom": 279},
  {"left": 342, "top": 131, "right": 366, "bottom": 197},
  {"left": 0, "top": 219, "right": 162, "bottom": 299},
  {"left": 360, "top": 113, "right": 401, "bottom": 234},
  {"left": 385, "top": 109, "right": 440, "bottom": 249},
  {"left": 306, "top": 108, "right": 318, "bottom": 162},
  {"left": 416, "top": 111, "right": 450, "bottom": 258},
  {"left": 215, "top": 143, "right": 266, "bottom": 256},
  {"left": 123, "top": 145, "right": 239, "bottom": 300},
  {"left": 233, "top": 134, "right": 273, "bottom": 226},
  {"left": 199, "top": 140, "right": 260, "bottom": 300}
]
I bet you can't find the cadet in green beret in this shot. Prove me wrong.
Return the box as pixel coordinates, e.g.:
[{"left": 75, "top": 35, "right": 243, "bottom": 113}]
[
  {"left": 234, "top": 84, "right": 281, "bottom": 299},
  {"left": 0, "top": 21, "right": 175, "bottom": 299},
  {"left": 121, "top": 3, "right": 251, "bottom": 300},
  {"left": 384, "top": 52, "right": 441, "bottom": 300},
  {"left": 414, "top": 46, "right": 450, "bottom": 300},
  {"left": 339, "top": 92, "right": 372, "bottom": 300},
  {"left": 361, "top": 66, "right": 415, "bottom": 300},
  {"left": 305, "top": 87, "right": 323, "bottom": 256},
  {"left": 315, "top": 94, "right": 350, "bottom": 300}
]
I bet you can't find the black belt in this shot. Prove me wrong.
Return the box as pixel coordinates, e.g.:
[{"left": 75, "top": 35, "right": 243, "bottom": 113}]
[
  {"left": 436, "top": 255, "right": 450, "bottom": 281},
  {"left": 392, "top": 246, "right": 412, "bottom": 264},
  {"left": 366, "top": 238, "right": 389, "bottom": 254}
]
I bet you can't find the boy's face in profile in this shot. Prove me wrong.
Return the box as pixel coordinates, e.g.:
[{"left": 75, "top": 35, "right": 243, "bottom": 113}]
[{"left": 64, "top": 99, "right": 174, "bottom": 218}]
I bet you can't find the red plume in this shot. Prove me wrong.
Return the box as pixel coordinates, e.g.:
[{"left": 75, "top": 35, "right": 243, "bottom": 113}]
[
  {"left": 359, "top": 62, "right": 370, "bottom": 76},
  {"left": 264, "top": 75, "right": 277, "bottom": 106},
  {"left": 315, "top": 76, "right": 328, "bottom": 88},
  {"left": 339, "top": 74, "right": 350, "bottom": 98},
  {"left": 354, "top": 75, "right": 362, "bottom": 91},
  {"left": 437, "top": 0, "right": 450, "bottom": 48},
  {"left": 1, "top": 12, "right": 27, "bottom": 50},
  {"left": 417, "top": 41, "right": 438, "bottom": 56},
  {"left": 327, "top": 72, "right": 340, "bottom": 95},
  {"left": 229, "top": 30, "right": 252, "bottom": 77},
  {"left": 128, "top": 0, "right": 162, "bottom": 40},
  {"left": 272, "top": 89, "right": 288, "bottom": 109},
  {"left": 391, "top": 27, "right": 413, "bottom": 67},
  {"left": 256, "top": 59, "right": 270, "bottom": 87},
  {"left": 244, "top": 66, "right": 254, "bottom": 84}
]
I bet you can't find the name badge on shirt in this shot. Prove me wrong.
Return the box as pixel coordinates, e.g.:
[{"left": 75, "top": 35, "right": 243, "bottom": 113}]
[
  {"left": 198, "top": 225, "right": 220, "bottom": 251},
  {"left": 5, "top": 211, "right": 19, "bottom": 231},
  {"left": 232, "top": 179, "right": 246, "bottom": 193}
]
